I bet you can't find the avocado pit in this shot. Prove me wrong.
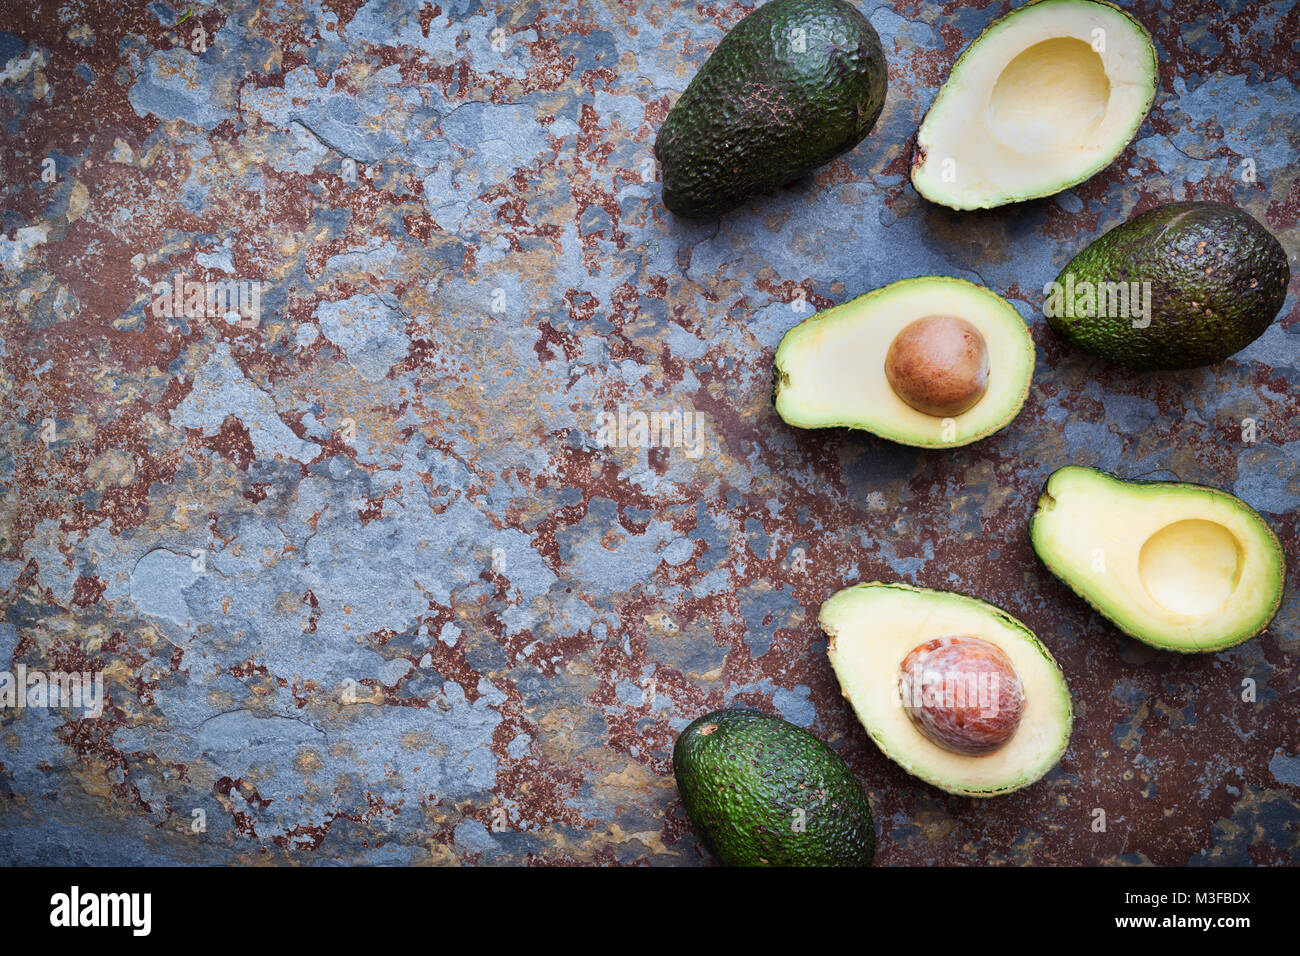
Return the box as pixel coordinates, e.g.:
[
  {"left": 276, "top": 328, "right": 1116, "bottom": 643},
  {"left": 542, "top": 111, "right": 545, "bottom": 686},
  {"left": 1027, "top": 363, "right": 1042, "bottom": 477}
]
[
  {"left": 899, "top": 635, "right": 1023, "bottom": 756},
  {"left": 885, "top": 314, "right": 990, "bottom": 417}
]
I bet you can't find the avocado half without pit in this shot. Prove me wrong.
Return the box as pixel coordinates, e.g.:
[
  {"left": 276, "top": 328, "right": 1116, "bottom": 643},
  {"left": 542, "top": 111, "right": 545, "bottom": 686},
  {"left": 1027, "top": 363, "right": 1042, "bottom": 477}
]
[
  {"left": 823, "top": 583, "right": 1072, "bottom": 797},
  {"left": 774, "top": 276, "right": 1034, "bottom": 448},
  {"left": 1031, "top": 466, "right": 1286, "bottom": 652},
  {"left": 911, "top": 0, "right": 1158, "bottom": 210}
]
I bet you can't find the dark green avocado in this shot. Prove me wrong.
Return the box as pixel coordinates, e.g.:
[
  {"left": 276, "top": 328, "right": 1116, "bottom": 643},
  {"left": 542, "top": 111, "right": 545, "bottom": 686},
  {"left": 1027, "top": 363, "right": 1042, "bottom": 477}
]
[
  {"left": 1045, "top": 201, "right": 1290, "bottom": 369},
  {"left": 673, "top": 708, "right": 875, "bottom": 866},
  {"left": 654, "top": 0, "right": 887, "bottom": 218}
]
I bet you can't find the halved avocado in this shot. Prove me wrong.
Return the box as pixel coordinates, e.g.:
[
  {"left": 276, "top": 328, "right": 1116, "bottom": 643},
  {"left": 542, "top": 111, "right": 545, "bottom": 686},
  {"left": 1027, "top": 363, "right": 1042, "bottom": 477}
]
[
  {"left": 822, "top": 583, "right": 1073, "bottom": 797},
  {"left": 1030, "top": 466, "right": 1286, "bottom": 653},
  {"left": 911, "top": 0, "right": 1157, "bottom": 210},
  {"left": 773, "top": 276, "right": 1034, "bottom": 448}
]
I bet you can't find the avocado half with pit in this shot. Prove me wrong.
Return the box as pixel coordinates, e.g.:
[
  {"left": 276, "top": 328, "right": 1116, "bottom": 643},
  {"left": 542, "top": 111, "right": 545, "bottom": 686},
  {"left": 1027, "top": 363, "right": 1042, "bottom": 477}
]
[
  {"left": 823, "top": 583, "right": 1073, "bottom": 797},
  {"left": 912, "top": 0, "right": 1158, "bottom": 210},
  {"left": 774, "top": 276, "right": 1034, "bottom": 448},
  {"left": 1030, "top": 466, "right": 1286, "bottom": 652}
]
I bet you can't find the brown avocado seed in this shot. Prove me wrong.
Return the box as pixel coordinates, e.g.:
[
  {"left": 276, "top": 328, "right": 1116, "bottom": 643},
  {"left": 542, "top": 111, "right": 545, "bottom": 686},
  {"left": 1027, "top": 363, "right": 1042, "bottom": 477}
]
[
  {"left": 898, "top": 635, "right": 1024, "bottom": 756},
  {"left": 884, "top": 315, "right": 990, "bottom": 417}
]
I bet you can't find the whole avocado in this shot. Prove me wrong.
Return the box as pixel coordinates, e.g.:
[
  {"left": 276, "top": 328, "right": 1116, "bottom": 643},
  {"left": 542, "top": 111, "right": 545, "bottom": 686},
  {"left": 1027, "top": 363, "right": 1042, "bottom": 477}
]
[
  {"left": 1046, "top": 201, "right": 1290, "bottom": 369},
  {"left": 673, "top": 708, "right": 875, "bottom": 866},
  {"left": 654, "top": 0, "right": 887, "bottom": 218}
]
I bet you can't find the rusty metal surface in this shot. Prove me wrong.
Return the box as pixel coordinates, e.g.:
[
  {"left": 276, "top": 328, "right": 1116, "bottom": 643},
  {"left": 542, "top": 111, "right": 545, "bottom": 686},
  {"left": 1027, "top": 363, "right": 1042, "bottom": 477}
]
[{"left": 0, "top": 0, "right": 1297, "bottom": 866}]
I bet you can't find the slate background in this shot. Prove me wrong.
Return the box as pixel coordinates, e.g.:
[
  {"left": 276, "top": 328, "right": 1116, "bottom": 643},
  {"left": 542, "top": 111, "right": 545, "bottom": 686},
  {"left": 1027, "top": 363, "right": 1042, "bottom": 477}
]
[{"left": 0, "top": 0, "right": 1297, "bottom": 865}]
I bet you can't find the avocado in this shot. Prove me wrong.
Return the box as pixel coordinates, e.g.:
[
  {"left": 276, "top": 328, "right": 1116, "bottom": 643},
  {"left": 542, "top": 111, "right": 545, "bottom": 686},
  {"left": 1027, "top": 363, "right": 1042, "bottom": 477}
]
[
  {"left": 654, "top": 0, "right": 887, "bottom": 218},
  {"left": 1045, "top": 202, "right": 1290, "bottom": 369},
  {"left": 773, "top": 276, "right": 1034, "bottom": 448},
  {"left": 912, "top": 0, "right": 1157, "bottom": 210},
  {"left": 673, "top": 708, "right": 875, "bottom": 866},
  {"left": 1030, "top": 466, "right": 1286, "bottom": 652},
  {"left": 822, "top": 583, "right": 1072, "bottom": 797}
]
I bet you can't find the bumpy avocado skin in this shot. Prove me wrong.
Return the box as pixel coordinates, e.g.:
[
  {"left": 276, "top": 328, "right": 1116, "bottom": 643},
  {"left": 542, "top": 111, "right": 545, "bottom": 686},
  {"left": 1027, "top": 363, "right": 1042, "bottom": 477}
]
[
  {"left": 674, "top": 708, "right": 875, "bottom": 866},
  {"left": 654, "top": 0, "right": 887, "bottom": 218},
  {"left": 1048, "top": 201, "right": 1290, "bottom": 369}
]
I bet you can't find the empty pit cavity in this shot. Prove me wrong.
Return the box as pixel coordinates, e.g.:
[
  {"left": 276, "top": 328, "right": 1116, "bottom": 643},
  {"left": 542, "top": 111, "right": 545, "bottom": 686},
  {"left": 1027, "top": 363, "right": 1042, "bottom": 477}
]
[
  {"left": 988, "top": 37, "right": 1110, "bottom": 154},
  {"left": 1138, "top": 519, "right": 1243, "bottom": 617}
]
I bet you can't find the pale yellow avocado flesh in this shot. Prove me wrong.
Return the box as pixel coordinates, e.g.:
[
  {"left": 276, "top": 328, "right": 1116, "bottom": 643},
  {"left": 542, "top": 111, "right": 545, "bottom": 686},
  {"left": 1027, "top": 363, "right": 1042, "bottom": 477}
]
[
  {"left": 822, "top": 583, "right": 1072, "bottom": 797},
  {"left": 912, "top": 0, "right": 1157, "bottom": 210},
  {"left": 773, "top": 276, "right": 1034, "bottom": 448},
  {"left": 1031, "top": 467, "right": 1286, "bottom": 652}
]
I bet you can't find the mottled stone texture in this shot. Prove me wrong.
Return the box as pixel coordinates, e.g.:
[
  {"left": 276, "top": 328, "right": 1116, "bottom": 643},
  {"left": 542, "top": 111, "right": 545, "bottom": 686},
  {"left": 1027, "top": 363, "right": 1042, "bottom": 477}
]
[{"left": 0, "top": 0, "right": 1297, "bottom": 866}]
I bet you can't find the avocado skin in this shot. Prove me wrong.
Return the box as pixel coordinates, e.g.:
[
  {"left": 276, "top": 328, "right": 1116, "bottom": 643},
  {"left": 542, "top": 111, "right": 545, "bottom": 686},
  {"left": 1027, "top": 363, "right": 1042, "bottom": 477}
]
[
  {"left": 1048, "top": 201, "right": 1290, "bottom": 369},
  {"left": 654, "top": 0, "right": 887, "bottom": 218},
  {"left": 673, "top": 708, "right": 874, "bottom": 866}
]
